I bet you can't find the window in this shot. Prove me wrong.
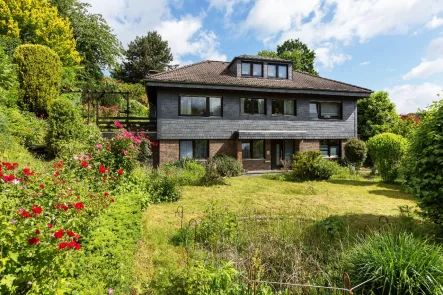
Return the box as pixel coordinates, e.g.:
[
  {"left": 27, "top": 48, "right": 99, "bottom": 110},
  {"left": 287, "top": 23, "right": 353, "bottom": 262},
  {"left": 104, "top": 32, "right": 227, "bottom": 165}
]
[
  {"left": 179, "top": 140, "right": 209, "bottom": 159},
  {"left": 179, "top": 96, "right": 222, "bottom": 117},
  {"left": 268, "top": 64, "right": 288, "bottom": 79},
  {"left": 320, "top": 140, "right": 341, "bottom": 158},
  {"left": 272, "top": 99, "right": 296, "bottom": 115},
  {"left": 241, "top": 62, "right": 263, "bottom": 77},
  {"left": 241, "top": 98, "right": 266, "bottom": 115},
  {"left": 310, "top": 101, "right": 342, "bottom": 119},
  {"left": 242, "top": 140, "right": 265, "bottom": 159}
]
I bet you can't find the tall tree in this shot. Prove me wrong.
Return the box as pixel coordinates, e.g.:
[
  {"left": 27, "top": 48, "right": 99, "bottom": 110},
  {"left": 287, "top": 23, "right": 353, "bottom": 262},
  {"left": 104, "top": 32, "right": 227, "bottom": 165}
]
[
  {"left": 357, "top": 91, "right": 400, "bottom": 141},
  {"left": 112, "top": 31, "right": 173, "bottom": 82},
  {"left": 0, "top": 0, "right": 81, "bottom": 66},
  {"left": 258, "top": 39, "right": 318, "bottom": 76},
  {"left": 49, "top": 0, "right": 123, "bottom": 84}
]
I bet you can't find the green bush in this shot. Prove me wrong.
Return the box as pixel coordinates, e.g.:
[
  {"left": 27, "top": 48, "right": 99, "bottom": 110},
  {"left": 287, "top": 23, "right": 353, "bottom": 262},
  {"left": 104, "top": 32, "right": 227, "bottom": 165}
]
[
  {"left": 201, "top": 157, "right": 225, "bottom": 185},
  {"left": 148, "top": 173, "right": 181, "bottom": 203},
  {"left": 344, "top": 139, "right": 367, "bottom": 170},
  {"left": 47, "top": 97, "right": 86, "bottom": 152},
  {"left": 167, "top": 157, "right": 199, "bottom": 169},
  {"left": 290, "top": 151, "right": 341, "bottom": 181},
  {"left": 212, "top": 155, "right": 243, "bottom": 177},
  {"left": 13, "top": 44, "right": 62, "bottom": 115},
  {"left": 163, "top": 161, "right": 206, "bottom": 186},
  {"left": 367, "top": 133, "right": 408, "bottom": 183},
  {"left": 406, "top": 101, "right": 443, "bottom": 226},
  {"left": 346, "top": 232, "right": 443, "bottom": 295},
  {"left": 0, "top": 46, "right": 18, "bottom": 107}
]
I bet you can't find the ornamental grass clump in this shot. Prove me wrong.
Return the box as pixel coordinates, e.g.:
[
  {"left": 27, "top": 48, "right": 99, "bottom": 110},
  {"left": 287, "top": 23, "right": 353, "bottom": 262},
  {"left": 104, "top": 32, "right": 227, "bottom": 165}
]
[{"left": 346, "top": 232, "right": 443, "bottom": 295}]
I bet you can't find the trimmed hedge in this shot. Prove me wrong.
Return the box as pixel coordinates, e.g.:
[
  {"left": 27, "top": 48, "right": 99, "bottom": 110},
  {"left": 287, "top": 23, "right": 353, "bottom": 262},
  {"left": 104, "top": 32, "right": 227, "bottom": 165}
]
[{"left": 13, "top": 44, "right": 61, "bottom": 115}]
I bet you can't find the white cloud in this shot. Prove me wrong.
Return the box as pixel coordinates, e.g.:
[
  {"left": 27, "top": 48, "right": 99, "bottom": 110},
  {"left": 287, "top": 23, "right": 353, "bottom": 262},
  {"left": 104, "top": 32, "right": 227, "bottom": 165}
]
[
  {"left": 426, "top": 37, "right": 443, "bottom": 59},
  {"left": 426, "top": 15, "right": 443, "bottom": 29},
  {"left": 207, "top": 0, "right": 250, "bottom": 17},
  {"left": 84, "top": 0, "right": 226, "bottom": 65},
  {"left": 386, "top": 82, "right": 443, "bottom": 113},
  {"left": 360, "top": 61, "right": 370, "bottom": 66},
  {"left": 315, "top": 46, "right": 351, "bottom": 69},
  {"left": 402, "top": 58, "right": 443, "bottom": 80}
]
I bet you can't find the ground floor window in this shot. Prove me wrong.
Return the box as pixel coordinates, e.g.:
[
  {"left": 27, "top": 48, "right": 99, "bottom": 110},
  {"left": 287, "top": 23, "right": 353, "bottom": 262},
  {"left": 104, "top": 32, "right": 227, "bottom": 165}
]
[
  {"left": 179, "top": 140, "right": 209, "bottom": 159},
  {"left": 242, "top": 140, "right": 265, "bottom": 159},
  {"left": 320, "top": 140, "right": 341, "bottom": 158}
]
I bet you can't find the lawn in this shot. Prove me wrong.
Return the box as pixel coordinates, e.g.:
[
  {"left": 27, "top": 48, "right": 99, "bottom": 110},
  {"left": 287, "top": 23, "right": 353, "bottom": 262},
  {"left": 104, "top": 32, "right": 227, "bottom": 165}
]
[{"left": 128, "top": 176, "right": 417, "bottom": 293}]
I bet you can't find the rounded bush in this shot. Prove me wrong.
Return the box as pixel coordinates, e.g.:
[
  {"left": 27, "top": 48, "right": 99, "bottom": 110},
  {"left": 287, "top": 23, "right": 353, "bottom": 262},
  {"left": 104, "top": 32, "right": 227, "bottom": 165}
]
[
  {"left": 344, "top": 139, "right": 367, "bottom": 170},
  {"left": 346, "top": 232, "right": 443, "bottom": 295},
  {"left": 212, "top": 155, "right": 243, "bottom": 177},
  {"left": 13, "top": 44, "right": 62, "bottom": 115},
  {"left": 290, "top": 151, "right": 341, "bottom": 181},
  {"left": 367, "top": 133, "right": 408, "bottom": 182}
]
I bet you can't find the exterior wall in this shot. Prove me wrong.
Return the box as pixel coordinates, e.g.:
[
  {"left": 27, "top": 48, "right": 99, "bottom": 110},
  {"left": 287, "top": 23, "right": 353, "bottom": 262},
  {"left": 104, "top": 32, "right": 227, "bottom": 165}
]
[
  {"left": 159, "top": 140, "right": 179, "bottom": 165},
  {"left": 242, "top": 140, "right": 271, "bottom": 171},
  {"left": 209, "top": 140, "right": 238, "bottom": 158},
  {"left": 156, "top": 88, "right": 357, "bottom": 140},
  {"left": 299, "top": 140, "right": 320, "bottom": 152}
]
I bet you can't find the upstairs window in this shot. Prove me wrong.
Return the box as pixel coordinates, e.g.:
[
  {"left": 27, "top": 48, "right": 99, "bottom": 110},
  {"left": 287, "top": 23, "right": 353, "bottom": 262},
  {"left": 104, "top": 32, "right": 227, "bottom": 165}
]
[
  {"left": 268, "top": 64, "right": 288, "bottom": 79},
  {"left": 320, "top": 140, "right": 340, "bottom": 158},
  {"left": 180, "top": 96, "right": 222, "bottom": 117},
  {"left": 240, "top": 98, "right": 266, "bottom": 115},
  {"left": 241, "top": 62, "right": 263, "bottom": 77},
  {"left": 272, "top": 99, "right": 296, "bottom": 116},
  {"left": 310, "top": 101, "right": 342, "bottom": 119}
]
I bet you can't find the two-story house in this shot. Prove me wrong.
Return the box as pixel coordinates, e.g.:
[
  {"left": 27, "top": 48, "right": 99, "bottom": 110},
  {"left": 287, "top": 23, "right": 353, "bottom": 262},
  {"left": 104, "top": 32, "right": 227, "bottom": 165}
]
[{"left": 145, "top": 55, "right": 372, "bottom": 171}]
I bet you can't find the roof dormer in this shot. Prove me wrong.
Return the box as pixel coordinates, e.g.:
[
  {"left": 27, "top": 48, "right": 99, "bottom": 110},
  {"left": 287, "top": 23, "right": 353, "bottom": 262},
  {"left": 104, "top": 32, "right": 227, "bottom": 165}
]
[{"left": 228, "top": 55, "right": 293, "bottom": 80}]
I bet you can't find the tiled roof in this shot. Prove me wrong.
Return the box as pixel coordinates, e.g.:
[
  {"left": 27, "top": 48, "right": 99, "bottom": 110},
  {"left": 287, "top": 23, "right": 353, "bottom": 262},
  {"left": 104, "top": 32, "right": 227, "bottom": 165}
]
[
  {"left": 234, "top": 54, "right": 292, "bottom": 63},
  {"left": 147, "top": 60, "right": 372, "bottom": 94}
]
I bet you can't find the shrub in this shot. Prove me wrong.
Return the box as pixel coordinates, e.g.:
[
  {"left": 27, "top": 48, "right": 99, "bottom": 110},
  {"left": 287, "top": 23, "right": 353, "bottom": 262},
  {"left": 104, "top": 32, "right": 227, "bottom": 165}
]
[
  {"left": 148, "top": 173, "right": 181, "bottom": 203},
  {"left": 163, "top": 161, "right": 206, "bottom": 186},
  {"left": 367, "top": 133, "right": 408, "bottom": 182},
  {"left": 407, "top": 101, "right": 443, "bottom": 226},
  {"left": 0, "top": 46, "right": 18, "bottom": 107},
  {"left": 290, "top": 151, "right": 341, "bottom": 181},
  {"left": 13, "top": 44, "right": 62, "bottom": 115},
  {"left": 201, "top": 157, "right": 225, "bottom": 185},
  {"left": 346, "top": 232, "right": 443, "bottom": 295},
  {"left": 47, "top": 97, "right": 86, "bottom": 152},
  {"left": 344, "top": 139, "right": 367, "bottom": 171},
  {"left": 212, "top": 155, "right": 243, "bottom": 177},
  {"left": 166, "top": 157, "right": 199, "bottom": 169}
]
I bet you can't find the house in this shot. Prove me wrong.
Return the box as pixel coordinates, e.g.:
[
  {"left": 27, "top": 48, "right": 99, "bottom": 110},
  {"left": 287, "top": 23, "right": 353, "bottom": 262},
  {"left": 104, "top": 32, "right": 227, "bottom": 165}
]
[{"left": 145, "top": 54, "right": 372, "bottom": 171}]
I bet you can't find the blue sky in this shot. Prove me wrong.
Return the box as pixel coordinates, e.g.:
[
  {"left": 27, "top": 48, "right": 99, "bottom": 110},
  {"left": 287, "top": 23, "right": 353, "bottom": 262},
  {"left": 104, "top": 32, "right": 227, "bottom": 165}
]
[{"left": 85, "top": 0, "right": 443, "bottom": 113}]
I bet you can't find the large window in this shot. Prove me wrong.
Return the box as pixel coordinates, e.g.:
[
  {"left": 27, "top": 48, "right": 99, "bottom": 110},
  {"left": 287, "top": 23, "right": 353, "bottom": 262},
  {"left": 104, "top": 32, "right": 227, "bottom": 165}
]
[
  {"left": 180, "top": 96, "right": 222, "bottom": 117},
  {"left": 240, "top": 98, "right": 266, "bottom": 115},
  {"left": 179, "top": 140, "right": 209, "bottom": 159},
  {"left": 242, "top": 140, "right": 265, "bottom": 159},
  {"left": 272, "top": 99, "right": 296, "bottom": 115},
  {"left": 320, "top": 140, "right": 340, "bottom": 158},
  {"left": 268, "top": 64, "right": 288, "bottom": 79},
  {"left": 309, "top": 101, "right": 342, "bottom": 119},
  {"left": 241, "top": 62, "right": 263, "bottom": 77}
]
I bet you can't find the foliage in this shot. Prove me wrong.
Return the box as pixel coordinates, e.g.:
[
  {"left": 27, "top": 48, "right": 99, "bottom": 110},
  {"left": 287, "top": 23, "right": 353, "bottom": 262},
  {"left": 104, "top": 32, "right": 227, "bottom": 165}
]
[
  {"left": 50, "top": 0, "right": 122, "bottom": 84},
  {"left": 392, "top": 113, "right": 421, "bottom": 138},
  {"left": 14, "top": 44, "right": 62, "bottom": 115},
  {"left": 367, "top": 133, "right": 408, "bottom": 183},
  {"left": 211, "top": 155, "right": 243, "bottom": 177},
  {"left": 47, "top": 98, "right": 86, "bottom": 152},
  {"left": 0, "top": 37, "right": 21, "bottom": 57},
  {"left": 112, "top": 31, "right": 173, "bottom": 82},
  {"left": 312, "top": 216, "right": 346, "bottom": 239},
  {"left": 0, "top": 46, "right": 18, "bottom": 107},
  {"left": 406, "top": 100, "right": 443, "bottom": 226},
  {"left": 357, "top": 91, "right": 400, "bottom": 141},
  {"left": 201, "top": 157, "right": 225, "bottom": 185},
  {"left": 163, "top": 161, "right": 206, "bottom": 186},
  {"left": 258, "top": 38, "right": 318, "bottom": 76},
  {"left": 344, "top": 139, "right": 367, "bottom": 171},
  {"left": 290, "top": 151, "right": 341, "bottom": 181},
  {"left": 0, "top": 0, "right": 81, "bottom": 66},
  {"left": 346, "top": 232, "right": 443, "bottom": 295},
  {"left": 147, "top": 172, "right": 181, "bottom": 203}
]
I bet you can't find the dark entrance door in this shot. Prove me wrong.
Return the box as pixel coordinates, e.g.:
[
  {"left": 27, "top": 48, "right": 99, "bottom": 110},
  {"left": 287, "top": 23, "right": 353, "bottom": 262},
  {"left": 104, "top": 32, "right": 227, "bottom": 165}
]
[{"left": 271, "top": 140, "right": 296, "bottom": 170}]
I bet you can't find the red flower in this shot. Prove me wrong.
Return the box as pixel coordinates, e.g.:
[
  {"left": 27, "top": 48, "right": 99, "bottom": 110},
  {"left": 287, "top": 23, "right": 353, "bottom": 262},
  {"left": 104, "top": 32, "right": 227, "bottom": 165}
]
[
  {"left": 58, "top": 242, "right": 68, "bottom": 249},
  {"left": 28, "top": 237, "right": 40, "bottom": 245},
  {"left": 104, "top": 192, "right": 109, "bottom": 196},
  {"left": 75, "top": 243, "right": 81, "bottom": 250},
  {"left": 81, "top": 161, "right": 88, "bottom": 168},
  {"left": 32, "top": 206, "right": 42, "bottom": 215},
  {"left": 68, "top": 241, "right": 77, "bottom": 248},
  {"left": 39, "top": 184, "right": 45, "bottom": 189},
  {"left": 7, "top": 164, "right": 13, "bottom": 170},
  {"left": 54, "top": 229, "right": 64, "bottom": 239},
  {"left": 102, "top": 177, "right": 107, "bottom": 182},
  {"left": 118, "top": 168, "right": 124, "bottom": 176},
  {"left": 23, "top": 167, "right": 34, "bottom": 176},
  {"left": 53, "top": 171, "right": 60, "bottom": 176},
  {"left": 67, "top": 231, "right": 75, "bottom": 237},
  {"left": 48, "top": 223, "right": 53, "bottom": 228},
  {"left": 111, "top": 198, "right": 115, "bottom": 202},
  {"left": 35, "top": 229, "right": 40, "bottom": 235},
  {"left": 61, "top": 204, "right": 69, "bottom": 211},
  {"left": 21, "top": 211, "right": 31, "bottom": 218},
  {"left": 99, "top": 164, "right": 106, "bottom": 174},
  {"left": 74, "top": 202, "right": 84, "bottom": 210},
  {"left": 75, "top": 234, "right": 81, "bottom": 240}
]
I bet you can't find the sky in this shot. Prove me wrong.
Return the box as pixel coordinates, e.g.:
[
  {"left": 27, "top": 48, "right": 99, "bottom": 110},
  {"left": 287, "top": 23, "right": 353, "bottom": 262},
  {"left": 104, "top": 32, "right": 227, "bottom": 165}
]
[{"left": 84, "top": 0, "right": 443, "bottom": 114}]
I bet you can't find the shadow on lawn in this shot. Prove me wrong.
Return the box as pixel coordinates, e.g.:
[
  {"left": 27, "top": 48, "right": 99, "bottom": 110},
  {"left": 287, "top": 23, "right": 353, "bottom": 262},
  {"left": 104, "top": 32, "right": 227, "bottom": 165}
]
[
  {"left": 368, "top": 189, "right": 415, "bottom": 200},
  {"left": 329, "top": 179, "right": 399, "bottom": 189}
]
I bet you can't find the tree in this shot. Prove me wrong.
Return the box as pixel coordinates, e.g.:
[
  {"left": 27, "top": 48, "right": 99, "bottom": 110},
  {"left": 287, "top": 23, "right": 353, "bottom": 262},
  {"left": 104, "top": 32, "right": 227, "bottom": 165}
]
[
  {"left": 0, "top": 0, "right": 81, "bottom": 66},
  {"left": 392, "top": 114, "right": 421, "bottom": 138},
  {"left": 14, "top": 44, "right": 62, "bottom": 115},
  {"left": 258, "top": 39, "right": 318, "bottom": 76},
  {"left": 357, "top": 91, "right": 400, "bottom": 141},
  {"left": 112, "top": 31, "right": 173, "bottom": 82},
  {"left": 344, "top": 139, "right": 367, "bottom": 171},
  {"left": 49, "top": 0, "right": 123, "bottom": 84}
]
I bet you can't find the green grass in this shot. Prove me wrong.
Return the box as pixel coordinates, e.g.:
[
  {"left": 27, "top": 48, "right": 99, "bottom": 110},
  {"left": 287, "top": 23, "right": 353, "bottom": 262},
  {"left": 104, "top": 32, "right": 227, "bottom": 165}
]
[{"left": 129, "top": 176, "right": 417, "bottom": 293}]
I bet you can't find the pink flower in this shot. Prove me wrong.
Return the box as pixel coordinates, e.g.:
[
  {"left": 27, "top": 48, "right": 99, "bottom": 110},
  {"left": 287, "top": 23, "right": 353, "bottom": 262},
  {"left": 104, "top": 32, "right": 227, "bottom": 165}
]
[
  {"left": 122, "top": 150, "right": 128, "bottom": 156},
  {"left": 114, "top": 121, "right": 123, "bottom": 128},
  {"left": 96, "top": 144, "right": 103, "bottom": 149},
  {"left": 107, "top": 145, "right": 111, "bottom": 151}
]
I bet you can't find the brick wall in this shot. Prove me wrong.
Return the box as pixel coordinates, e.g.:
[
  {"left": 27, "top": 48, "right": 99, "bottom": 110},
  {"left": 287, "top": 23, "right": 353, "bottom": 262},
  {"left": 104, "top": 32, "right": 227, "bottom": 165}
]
[
  {"left": 209, "top": 140, "right": 237, "bottom": 158},
  {"left": 159, "top": 140, "right": 179, "bottom": 166},
  {"left": 242, "top": 140, "right": 271, "bottom": 171},
  {"left": 299, "top": 139, "right": 320, "bottom": 152}
]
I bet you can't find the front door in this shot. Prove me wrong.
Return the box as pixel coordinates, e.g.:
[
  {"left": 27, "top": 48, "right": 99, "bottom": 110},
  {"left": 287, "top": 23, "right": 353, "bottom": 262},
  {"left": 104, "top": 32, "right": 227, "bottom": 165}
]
[{"left": 271, "top": 140, "right": 296, "bottom": 170}]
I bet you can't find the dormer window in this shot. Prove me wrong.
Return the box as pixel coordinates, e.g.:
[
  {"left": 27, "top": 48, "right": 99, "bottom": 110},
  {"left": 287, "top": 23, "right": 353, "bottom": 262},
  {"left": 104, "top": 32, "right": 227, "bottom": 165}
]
[
  {"left": 241, "top": 62, "right": 263, "bottom": 77},
  {"left": 268, "top": 64, "right": 288, "bottom": 79}
]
